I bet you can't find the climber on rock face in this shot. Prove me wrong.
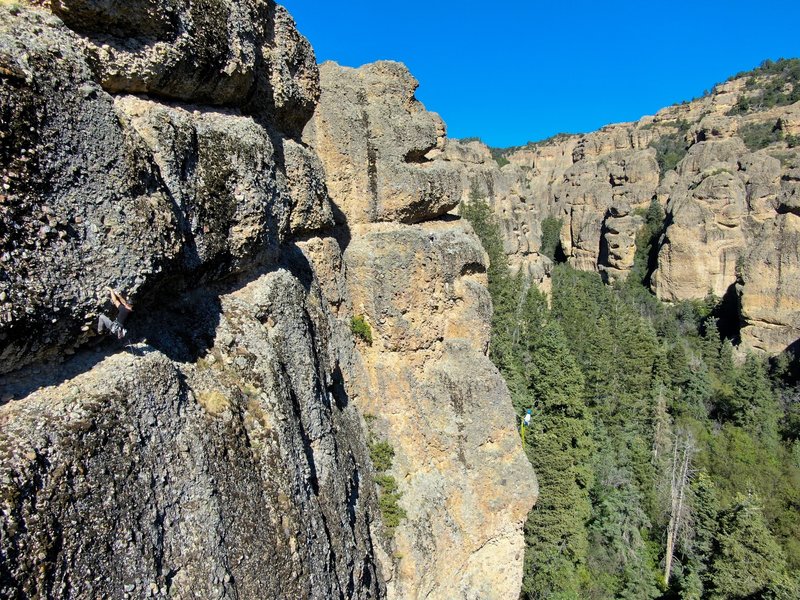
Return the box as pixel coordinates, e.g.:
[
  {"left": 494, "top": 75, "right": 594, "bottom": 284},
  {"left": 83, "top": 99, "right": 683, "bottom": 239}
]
[{"left": 97, "top": 287, "right": 133, "bottom": 339}]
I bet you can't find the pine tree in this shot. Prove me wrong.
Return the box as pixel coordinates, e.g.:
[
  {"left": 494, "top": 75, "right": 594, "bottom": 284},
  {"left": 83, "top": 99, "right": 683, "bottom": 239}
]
[
  {"left": 730, "top": 355, "right": 781, "bottom": 445},
  {"left": 708, "top": 493, "right": 788, "bottom": 599},
  {"left": 586, "top": 435, "right": 661, "bottom": 600},
  {"left": 520, "top": 290, "right": 594, "bottom": 599},
  {"left": 676, "top": 355, "right": 712, "bottom": 423},
  {"left": 674, "top": 470, "right": 719, "bottom": 599}
]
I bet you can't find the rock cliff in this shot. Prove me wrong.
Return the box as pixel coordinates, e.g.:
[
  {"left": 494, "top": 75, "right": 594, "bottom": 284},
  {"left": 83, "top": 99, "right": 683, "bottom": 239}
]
[
  {"left": 442, "top": 66, "right": 800, "bottom": 354},
  {"left": 0, "top": 2, "right": 534, "bottom": 599},
  {"left": 304, "top": 60, "right": 535, "bottom": 600}
]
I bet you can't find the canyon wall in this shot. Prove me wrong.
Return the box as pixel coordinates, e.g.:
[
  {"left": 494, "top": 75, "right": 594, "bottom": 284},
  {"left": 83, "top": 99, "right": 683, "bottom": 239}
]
[
  {"left": 0, "top": 2, "right": 535, "bottom": 599},
  {"left": 442, "top": 75, "right": 800, "bottom": 354},
  {"left": 304, "top": 61, "right": 535, "bottom": 599}
]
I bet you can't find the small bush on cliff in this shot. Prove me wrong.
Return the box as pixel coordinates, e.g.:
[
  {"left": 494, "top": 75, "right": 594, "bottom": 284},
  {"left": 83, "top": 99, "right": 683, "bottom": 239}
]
[
  {"left": 351, "top": 315, "right": 373, "bottom": 344},
  {"left": 369, "top": 440, "right": 394, "bottom": 472},
  {"left": 368, "top": 437, "right": 406, "bottom": 533},
  {"left": 374, "top": 474, "right": 406, "bottom": 529}
]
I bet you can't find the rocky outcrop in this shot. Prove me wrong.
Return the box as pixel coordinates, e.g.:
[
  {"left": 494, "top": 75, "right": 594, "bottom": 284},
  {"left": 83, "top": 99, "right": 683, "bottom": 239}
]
[
  {"left": 51, "top": 0, "right": 319, "bottom": 133},
  {"left": 0, "top": 2, "right": 327, "bottom": 374},
  {"left": 652, "top": 134, "right": 800, "bottom": 353},
  {"left": 439, "top": 140, "right": 552, "bottom": 285},
  {"left": 441, "top": 131, "right": 661, "bottom": 286},
  {"left": 441, "top": 71, "right": 800, "bottom": 354},
  {"left": 553, "top": 145, "right": 659, "bottom": 280},
  {"left": 1, "top": 2, "right": 534, "bottom": 598},
  {"left": 303, "top": 61, "right": 462, "bottom": 225},
  {"left": 343, "top": 222, "right": 533, "bottom": 600},
  {"left": 305, "top": 62, "right": 536, "bottom": 599},
  {"left": 1, "top": 271, "right": 381, "bottom": 599}
]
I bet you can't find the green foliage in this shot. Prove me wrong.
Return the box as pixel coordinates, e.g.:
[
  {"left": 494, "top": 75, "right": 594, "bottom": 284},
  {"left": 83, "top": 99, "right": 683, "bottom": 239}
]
[
  {"left": 649, "top": 127, "right": 689, "bottom": 176},
  {"left": 465, "top": 205, "right": 800, "bottom": 598},
  {"left": 739, "top": 121, "right": 783, "bottom": 151},
  {"left": 539, "top": 216, "right": 563, "bottom": 261},
  {"left": 520, "top": 298, "right": 594, "bottom": 599},
  {"left": 490, "top": 147, "right": 510, "bottom": 168},
  {"left": 463, "top": 206, "right": 595, "bottom": 598},
  {"left": 707, "top": 494, "right": 788, "bottom": 599},
  {"left": 675, "top": 471, "right": 720, "bottom": 598},
  {"left": 656, "top": 139, "right": 687, "bottom": 173},
  {"left": 726, "top": 59, "right": 800, "bottom": 114},
  {"left": 586, "top": 434, "right": 661, "bottom": 599},
  {"left": 374, "top": 474, "right": 406, "bottom": 529},
  {"left": 728, "top": 94, "right": 751, "bottom": 115},
  {"left": 630, "top": 198, "right": 665, "bottom": 287},
  {"left": 460, "top": 189, "right": 524, "bottom": 380},
  {"left": 729, "top": 355, "right": 781, "bottom": 443},
  {"left": 369, "top": 440, "right": 395, "bottom": 472},
  {"left": 350, "top": 314, "right": 373, "bottom": 344},
  {"left": 368, "top": 437, "right": 407, "bottom": 532}
]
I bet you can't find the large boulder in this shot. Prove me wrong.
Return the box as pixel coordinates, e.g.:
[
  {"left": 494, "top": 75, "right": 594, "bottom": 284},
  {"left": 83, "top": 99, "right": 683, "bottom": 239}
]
[{"left": 49, "top": 0, "right": 319, "bottom": 132}]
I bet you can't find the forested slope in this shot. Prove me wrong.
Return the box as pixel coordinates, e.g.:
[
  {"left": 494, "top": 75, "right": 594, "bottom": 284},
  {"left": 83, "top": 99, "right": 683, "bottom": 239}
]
[{"left": 463, "top": 196, "right": 800, "bottom": 599}]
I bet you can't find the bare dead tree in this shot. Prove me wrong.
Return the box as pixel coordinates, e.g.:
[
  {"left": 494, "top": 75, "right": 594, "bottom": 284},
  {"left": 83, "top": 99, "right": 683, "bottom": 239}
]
[{"left": 663, "top": 430, "right": 696, "bottom": 585}]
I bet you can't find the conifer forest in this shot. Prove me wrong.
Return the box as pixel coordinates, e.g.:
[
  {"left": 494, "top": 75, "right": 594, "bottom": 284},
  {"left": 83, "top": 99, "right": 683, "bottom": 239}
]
[{"left": 462, "top": 197, "right": 800, "bottom": 600}]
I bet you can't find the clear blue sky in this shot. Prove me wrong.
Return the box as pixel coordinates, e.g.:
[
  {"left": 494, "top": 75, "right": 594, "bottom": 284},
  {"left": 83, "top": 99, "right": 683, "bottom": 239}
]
[{"left": 280, "top": 1, "right": 800, "bottom": 148}]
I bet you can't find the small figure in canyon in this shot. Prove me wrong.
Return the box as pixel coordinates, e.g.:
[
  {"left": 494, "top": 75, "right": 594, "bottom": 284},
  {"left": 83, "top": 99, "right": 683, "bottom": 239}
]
[
  {"left": 520, "top": 408, "right": 532, "bottom": 443},
  {"left": 97, "top": 287, "right": 133, "bottom": 339}
]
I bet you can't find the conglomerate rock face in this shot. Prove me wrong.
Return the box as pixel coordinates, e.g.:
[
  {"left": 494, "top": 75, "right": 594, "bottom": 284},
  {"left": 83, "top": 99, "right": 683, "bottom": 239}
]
[
  {"left": 1, "top": 2, "right": 535, "bottom": 599},
  {"left": 304, "top": 61, "right": 536, "bottom": 600},
  {"left": 343, "top": 222, "right": 534, "bottom": 600},
  {"left": 442, "top": 76, "right": 800, "bottom": 354}
]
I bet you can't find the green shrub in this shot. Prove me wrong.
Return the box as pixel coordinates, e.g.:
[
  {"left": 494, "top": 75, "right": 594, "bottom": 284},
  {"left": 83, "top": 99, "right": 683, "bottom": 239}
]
[
  {"left": 540, "top": 216, "right": 563, "bottom": 261},
  {"left": 368, "top": 437, "right": 406, "bottom": 532},
  {"left": 739, "top": 121, "right": 782, "bottom": 151},
  {"left": 726, "top": 59, "right": 800, "bottom": 114},
  {"left": 490, "top": 146, "right": 510, "bottom": 168},
  {"left": 351, "top": 315, "right": 373, "bottom": 344},
  {"left": 375, "top": 474, "right": 407, "bottom": 528},
  {"left": 650, "top": 132, "right": 688, "bottom": 176},
  {"left": 729, "top": 94, "right": 751, "bottom": 115},
  {"left": 369, "top": 440, "right": 394, "bottom": 472}
]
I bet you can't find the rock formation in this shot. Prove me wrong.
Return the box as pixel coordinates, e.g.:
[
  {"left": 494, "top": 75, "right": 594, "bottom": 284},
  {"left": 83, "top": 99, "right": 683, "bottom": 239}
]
[
  {"left": 1, "top": 3, "right": 535, "bottom": 599},
  {"left": 442, "top": 69, "right": 800, "bottom": 354},
  {"left": 304, "top": 60, "right": 535, "bottom": 600}
]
